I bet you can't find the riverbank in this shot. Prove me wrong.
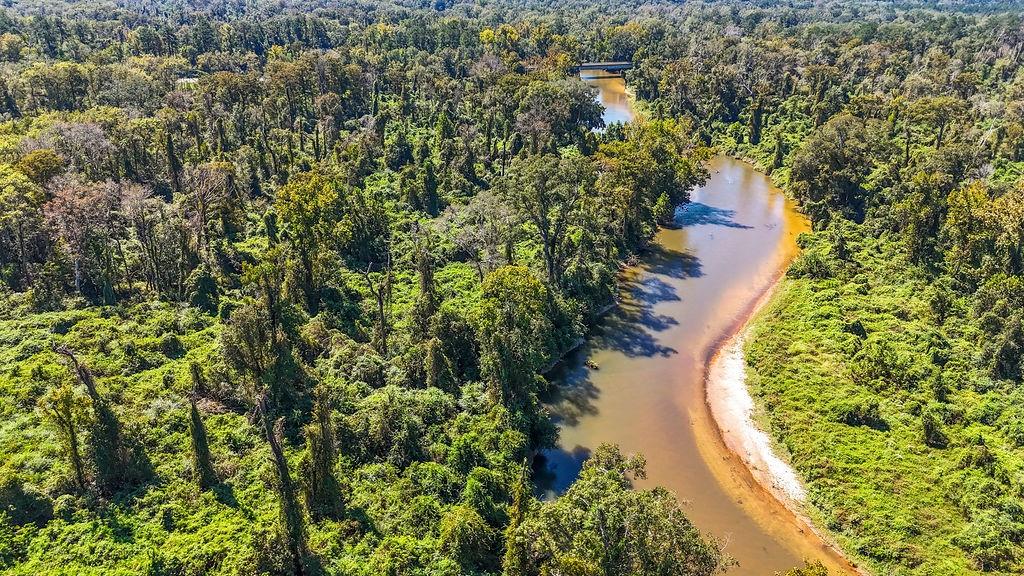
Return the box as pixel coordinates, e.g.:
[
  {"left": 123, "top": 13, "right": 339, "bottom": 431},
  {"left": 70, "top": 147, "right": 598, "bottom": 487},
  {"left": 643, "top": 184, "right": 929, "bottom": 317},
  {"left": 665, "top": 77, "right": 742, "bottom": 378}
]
[
  {"left": 738, "top": 217, "right": 1024, "bottom": 574},
  {"left": 704, "top": 274, "right": 865, "bottom": 575},
  {"left": 542, "top": 149, "right": 869, "bottom": 573}
]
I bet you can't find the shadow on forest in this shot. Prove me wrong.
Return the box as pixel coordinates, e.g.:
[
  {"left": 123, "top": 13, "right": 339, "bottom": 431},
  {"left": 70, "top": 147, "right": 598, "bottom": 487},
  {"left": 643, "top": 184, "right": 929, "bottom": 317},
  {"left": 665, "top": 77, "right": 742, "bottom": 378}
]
[
  {"left": 673, "top": 202, "right": 752, "bottom": 229},
  {"left": 107, "top": 511, "right": 135, "bottom": 543},
  {"left": 213, "top": 483, "right": 239, "bottom": 508}
]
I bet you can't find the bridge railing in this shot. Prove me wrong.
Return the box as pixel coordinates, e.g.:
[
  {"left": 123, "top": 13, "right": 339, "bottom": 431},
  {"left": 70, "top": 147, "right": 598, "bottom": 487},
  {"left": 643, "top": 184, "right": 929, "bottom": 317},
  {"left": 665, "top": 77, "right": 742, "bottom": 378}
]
[{"left": 574, "top": 61, "right": 633, "bottom": 72}]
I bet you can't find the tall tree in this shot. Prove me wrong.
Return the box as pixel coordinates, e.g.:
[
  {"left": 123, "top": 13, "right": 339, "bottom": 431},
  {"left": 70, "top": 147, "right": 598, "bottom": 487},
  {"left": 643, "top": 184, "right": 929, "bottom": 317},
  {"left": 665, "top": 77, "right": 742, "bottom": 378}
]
[
  {"left": 410, "top": 230, "right": 437, "bottom": 341},
  {"left": 38, "top": 382, "right": 87, "bottom": 491},
  {"left": 261, "top": 399, "right": 308, "bottom": 576},
  {"left": 0, "top": 164, "right": 44, "bottom": 290},
  {"left": 502, "top": 461, "right": 531, "bottom": 576},
  {"left": 275, "top": 170, "right": 341, "bottom": 313},
  {"left": 474, "top": 266, "right": 556, "bottom": 409},
  {"left": 499, "top": 153, "right": 595, "bottom": 288}
]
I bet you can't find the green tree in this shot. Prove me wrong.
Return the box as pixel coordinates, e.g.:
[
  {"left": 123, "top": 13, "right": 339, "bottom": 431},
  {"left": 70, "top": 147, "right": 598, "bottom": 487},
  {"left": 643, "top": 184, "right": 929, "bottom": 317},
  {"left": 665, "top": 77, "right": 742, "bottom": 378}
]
[
  {"left": 164, "top": 128, "right": 181, "bottom": 192},
  {"left": 410, "top": 232, "right": 437, "bottom": 341},
  {"left": 0, "top": 164, "right": 44, "bottom": 290},
  {"left": 510, "top": 444, "right": 726, "bottom": 575},
  {"left": 502, "top": 462, "right": 531, "bottom": 576},
  {"left": 654, "top": 192, "right": 675, "bottom": 225},
  {"left": 790, "top": 114, "right": 886, "bottom": 225},
  {"left": 423, "top": 337, "right": 456, "bottom": 392},
  {"left": 275, "top": 170, "right": 341, "bottom": 313},
  {"left": 440, "top": 505, "right": 495, "bottom": 571},
  {"left": 474, "top": 266, "right": 555, "bottom": 409},
  {"left": 597, "top": 119, "right": 706, "bottom": 246},
  {"left": 15, "top": 148, "right": 63, "bottom": 185},
  {"left": 499, "top": 152, "right": 596, "bottom": 288}
]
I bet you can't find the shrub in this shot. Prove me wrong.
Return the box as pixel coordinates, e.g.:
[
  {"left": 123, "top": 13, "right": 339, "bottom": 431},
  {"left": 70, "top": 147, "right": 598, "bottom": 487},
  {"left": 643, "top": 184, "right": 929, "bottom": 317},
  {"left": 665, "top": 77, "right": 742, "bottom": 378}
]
[
  {"left": 952, "top": 510, "right": 1018, "bottom": 571},
  {"left": 787, "top": 249, "right": 832, "bottom": 279},
  {"left": 921, "top": 409, "right": 949, "bottom": 449},
  {"left": 185, "top": 265, "right": 219, "bottom": 314},
  {"left": 831, "top": 396, "right": 887, "bottom": 430},
  {"left": 159, "top": 333, "right": 184, "bottom": 358}
]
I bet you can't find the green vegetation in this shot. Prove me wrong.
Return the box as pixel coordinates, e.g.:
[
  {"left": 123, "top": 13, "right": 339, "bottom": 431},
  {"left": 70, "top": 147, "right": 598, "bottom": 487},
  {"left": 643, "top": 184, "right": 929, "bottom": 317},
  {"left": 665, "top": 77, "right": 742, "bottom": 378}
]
[
  {"left": 0, "top": 0, "right": 1022, "bottom": 574},
  {"left": 746, "top": 215, "right": 1024, "bottom": 574},
  {"left": 678, "top": 7, "right": 1024, "bottom": 575},
  {"left": 0, "top": 1, "right": 722, "bottom": 574}
]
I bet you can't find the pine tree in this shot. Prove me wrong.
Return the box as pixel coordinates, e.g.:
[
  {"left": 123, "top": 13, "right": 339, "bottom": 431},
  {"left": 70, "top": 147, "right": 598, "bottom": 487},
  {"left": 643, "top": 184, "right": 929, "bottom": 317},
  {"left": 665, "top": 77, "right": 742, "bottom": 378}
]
[
  {"left": 216, "top": 117, "right": 228, "bottom": 157},
  {"left": 164, "top": 129, "right": 182, "bottom": 192},
  {"left": 460, "top": 138, "right": 478, "bottom": 183},
  {"left": 434, "top": 107, "right": 455, "bottom": 151},
  {"left": 386, "top": 125, "right": 413, "bottom": 170},
  {"left": 414, "top": 136, "right": 431, "bottom": 165},
  {"left": 772, "top": 135, "right": 785, "bottom": 171},
  {"left": 421, "top": 159, "right": 439, "bottom": 216},
  {"left": 424, "top": 338, "right": 456, "bottom": 392},
  {"left": 411, "top": 236, "right": 437, "bottom": 340},
  {"left": 749, "top": 98, "right": 764, "bottom": 145}
]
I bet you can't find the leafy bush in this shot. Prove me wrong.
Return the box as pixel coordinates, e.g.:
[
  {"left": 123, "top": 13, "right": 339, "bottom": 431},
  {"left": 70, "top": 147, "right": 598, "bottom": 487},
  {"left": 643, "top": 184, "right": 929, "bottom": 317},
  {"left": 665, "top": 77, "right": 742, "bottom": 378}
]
[{"left": 830, "top": 396, "right": 886, "bottom": 430}]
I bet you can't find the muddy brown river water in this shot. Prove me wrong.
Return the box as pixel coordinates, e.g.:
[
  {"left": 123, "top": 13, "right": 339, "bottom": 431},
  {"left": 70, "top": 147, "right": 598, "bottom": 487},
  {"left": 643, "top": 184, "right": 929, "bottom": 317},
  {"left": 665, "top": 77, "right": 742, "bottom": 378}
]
[{"left": 536, "top": 73, "right": 859, "bottom": 575}]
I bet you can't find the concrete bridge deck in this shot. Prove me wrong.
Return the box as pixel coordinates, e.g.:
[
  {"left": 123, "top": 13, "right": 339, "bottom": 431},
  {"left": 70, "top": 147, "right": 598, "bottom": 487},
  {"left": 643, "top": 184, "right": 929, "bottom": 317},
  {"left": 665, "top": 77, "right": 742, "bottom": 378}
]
[{"left": 574, "top": 61, "right": 633, "bottom": 72}]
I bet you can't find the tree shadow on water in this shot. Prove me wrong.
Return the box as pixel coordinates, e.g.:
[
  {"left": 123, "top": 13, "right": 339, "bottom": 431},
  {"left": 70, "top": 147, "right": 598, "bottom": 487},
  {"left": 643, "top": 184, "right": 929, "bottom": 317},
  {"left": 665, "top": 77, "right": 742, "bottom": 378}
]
[
  {"left": 642, "top": 243, "right": 703, "bottom": 280},
  {"left": 631, "top": 275, "right": 680, "bottom": 306},
  {"left": 673, "top": 202, "right": 752, "bottom": 229},
  {"left": 539, "top": 241, "right": 706, "bottom": 494},
  {"left": 546, "top": 360, "right": 600, "bottom": 427},
  {"left": 596, "top": 299, "right": 678, "bottom": 358},
  {"left": 591, "top": 263, "right": 693, "bottom": 358},
  {"left": 533, "top": 445, "right": 591, "bottom": 498}
]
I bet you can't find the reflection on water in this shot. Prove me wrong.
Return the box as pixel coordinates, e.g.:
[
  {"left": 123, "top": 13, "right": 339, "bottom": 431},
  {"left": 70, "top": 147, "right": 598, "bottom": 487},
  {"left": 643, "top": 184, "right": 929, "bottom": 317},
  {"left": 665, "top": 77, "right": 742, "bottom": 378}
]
[
  {"left": 536, "top": 151, "right": 852, "bottom": 574},
  {"left": 580, "top": 72, "right": 635, "bottom": 126}
]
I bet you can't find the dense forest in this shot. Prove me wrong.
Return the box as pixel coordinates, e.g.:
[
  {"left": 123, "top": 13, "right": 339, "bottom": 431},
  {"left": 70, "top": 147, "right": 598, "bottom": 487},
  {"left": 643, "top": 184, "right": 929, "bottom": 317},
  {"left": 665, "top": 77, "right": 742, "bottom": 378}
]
[{"left": 0, "top": 0, "right": 1022, "bottom": 575}]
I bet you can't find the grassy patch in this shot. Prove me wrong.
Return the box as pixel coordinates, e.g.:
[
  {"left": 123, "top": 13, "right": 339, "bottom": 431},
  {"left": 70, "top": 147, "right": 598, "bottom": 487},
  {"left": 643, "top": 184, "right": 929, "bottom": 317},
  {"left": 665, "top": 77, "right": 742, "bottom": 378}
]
[{"left": 747, "top": 229, "right": 1024, "bottom": 575}]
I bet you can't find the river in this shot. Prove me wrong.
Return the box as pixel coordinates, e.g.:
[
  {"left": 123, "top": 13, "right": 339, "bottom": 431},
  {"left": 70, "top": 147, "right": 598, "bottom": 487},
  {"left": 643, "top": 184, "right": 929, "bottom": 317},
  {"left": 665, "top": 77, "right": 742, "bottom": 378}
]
[{"left": 537, "top": 72, "right": 857, "bottom": 574}]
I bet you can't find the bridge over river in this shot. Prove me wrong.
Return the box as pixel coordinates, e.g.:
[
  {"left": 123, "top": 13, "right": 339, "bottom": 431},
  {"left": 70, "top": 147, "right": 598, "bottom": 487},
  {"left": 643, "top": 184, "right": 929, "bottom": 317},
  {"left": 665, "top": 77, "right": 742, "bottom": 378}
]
[{"left": 572, "top": 61, "right": 633, "bottom": 73}]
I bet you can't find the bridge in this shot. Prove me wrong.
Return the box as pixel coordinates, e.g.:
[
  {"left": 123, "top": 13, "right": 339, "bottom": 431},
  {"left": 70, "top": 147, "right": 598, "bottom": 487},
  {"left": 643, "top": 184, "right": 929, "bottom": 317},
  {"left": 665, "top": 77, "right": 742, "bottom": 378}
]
[{"left": 573, "top": 61, "right": 633, "bottom": 73}]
